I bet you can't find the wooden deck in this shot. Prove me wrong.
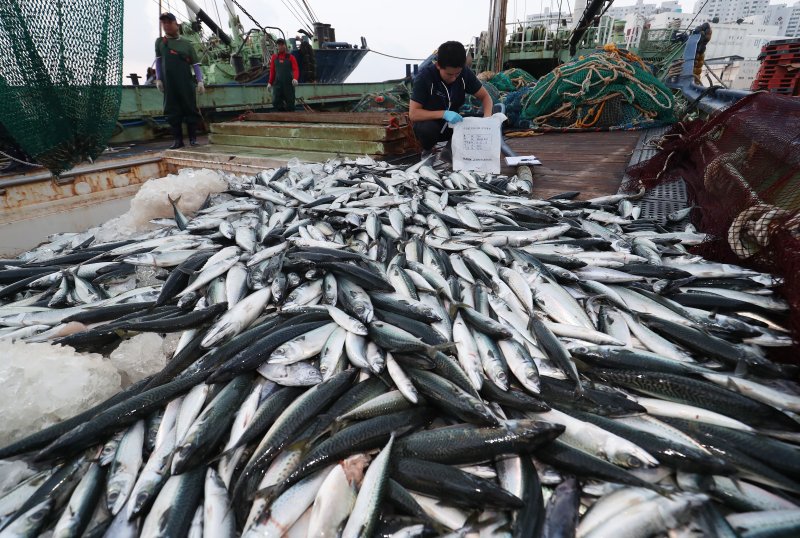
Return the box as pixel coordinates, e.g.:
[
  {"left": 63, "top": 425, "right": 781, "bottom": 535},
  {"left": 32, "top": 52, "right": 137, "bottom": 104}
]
[{"left": 502, "top": 130, "right": 642, "bottom": 200}]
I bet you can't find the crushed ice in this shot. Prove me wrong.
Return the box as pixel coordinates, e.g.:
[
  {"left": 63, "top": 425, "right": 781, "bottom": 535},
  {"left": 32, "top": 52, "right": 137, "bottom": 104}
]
[
  {"left": 0, "top": 340, "right": 122, "bottom": 446},
  {"left": 90, "top": 168, "right": 226, "bottom": 242},
  {"left": 109, "top": 333, "right": 169, "bottom": 388}
]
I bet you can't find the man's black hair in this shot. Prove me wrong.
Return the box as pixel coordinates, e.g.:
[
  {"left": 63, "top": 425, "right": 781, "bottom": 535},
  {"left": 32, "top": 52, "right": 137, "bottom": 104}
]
[
  {"left": 276, "top": 38, "right": 286, "bottom": 45},
  {"left": 436, "top": 41, "right": 467, "bottom": 69}
]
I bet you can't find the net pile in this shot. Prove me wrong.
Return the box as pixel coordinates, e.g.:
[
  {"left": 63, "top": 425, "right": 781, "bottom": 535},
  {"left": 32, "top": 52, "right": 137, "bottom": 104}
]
[
  {"left": 352, "top": 84, "right": 411, "bottom": 113},
  {"left": 463, "top": 68, "right": 538, "bottom": 127},
  {"left": 502, "top": 87, "right": 538, "bottom": 129},
  {"left": 0, "top": 0, "right": 124, "bottom": 175},
  {"left": 624, "top": 93, "right": 800, "bottom": 339},
  {"left": 489, "top": 68, "right": 537, "bottom": 92},
  {"left": 520, "top": 45, "right": 676, "bottom": 131}
]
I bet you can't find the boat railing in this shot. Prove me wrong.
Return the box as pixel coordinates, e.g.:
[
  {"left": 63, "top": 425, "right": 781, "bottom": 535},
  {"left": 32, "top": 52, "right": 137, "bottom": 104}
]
[
  {"left": 503, "top": 17, "right": 568, "bottom": 54},
  {"left": 503, "top": 18, "right": 677, "bottom": 56},
  {"left": 471, "top": 16, "right": 691, "bottom": 75},
  {"left": 638, "top": 28, "right": 680, "bottom": 55}
]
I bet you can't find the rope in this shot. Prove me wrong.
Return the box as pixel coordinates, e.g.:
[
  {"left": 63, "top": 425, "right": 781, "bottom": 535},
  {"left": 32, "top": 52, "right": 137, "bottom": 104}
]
[
  {"left": 573, "top": 99, "right": 607, "bottom": 128},
  {"left": 288, "top": 0, "right": 315, "bottom": 28},
  {"left": 299, "top": 0, "right": 318, "bottom": 23},
  {"left": 279, "top": 0, "right": 313, "bottom": 32},
  {"left": 148, "top": 0, "right": 192, "bottom": 24},
  {"left": 504, "top": 131, "right": 543, "bottom": 138},
  {"left": 686, "top": 0, "right": 711, "bottom": 32},
  {"left": 211, "top": 0, "right": 224, "bottom": 31},
  {"left": 0, "top": 149, "right": 40, "bottom": 168},
  {"left": 521, "top": 45, "right": 675, "bottom": 130},
  {"left": 686, "top": 85, "right": 724, "bottom": 114},
  {"left": 229, "top": 0, "right": 264, "bottom": 31},
  {"left": 368, "top": 49, "right": 427, "bottom": 61}
]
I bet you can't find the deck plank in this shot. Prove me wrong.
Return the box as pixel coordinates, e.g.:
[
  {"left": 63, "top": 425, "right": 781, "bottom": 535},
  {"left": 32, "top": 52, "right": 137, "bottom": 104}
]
[{"left": 502, "top": 131, "right": 641, "bottom": 200}]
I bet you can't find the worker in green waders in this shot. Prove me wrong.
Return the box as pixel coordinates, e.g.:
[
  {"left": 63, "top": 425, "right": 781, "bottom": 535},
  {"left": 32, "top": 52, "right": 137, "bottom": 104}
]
[
  {"left": 155, "top": 13, "right": 205, "bottom": 149},
  {"left": 267, "top": 38, "right": 299, "bottom": 112}
]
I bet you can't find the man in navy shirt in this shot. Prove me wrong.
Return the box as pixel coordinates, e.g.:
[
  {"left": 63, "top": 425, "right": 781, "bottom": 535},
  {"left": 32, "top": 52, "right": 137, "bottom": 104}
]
[{"left": 409, "top": 41, "right": 493, "bottom": 159}]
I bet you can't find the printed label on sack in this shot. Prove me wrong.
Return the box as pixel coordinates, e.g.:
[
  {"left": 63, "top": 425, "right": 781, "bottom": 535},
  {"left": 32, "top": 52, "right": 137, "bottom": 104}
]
[{"left": 452, "top": 113, "right": 506, "bottom": 174}]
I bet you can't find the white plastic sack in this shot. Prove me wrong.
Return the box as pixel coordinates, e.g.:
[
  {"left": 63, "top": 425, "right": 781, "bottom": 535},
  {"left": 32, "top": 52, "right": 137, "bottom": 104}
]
[{"left": 451, "top": 113, "right": 507, "bottom": 174}]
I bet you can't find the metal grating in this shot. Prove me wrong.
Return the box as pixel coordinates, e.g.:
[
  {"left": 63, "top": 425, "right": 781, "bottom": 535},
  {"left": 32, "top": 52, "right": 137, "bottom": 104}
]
[
  {"left": 636, "top": 196, "right": 687, "bottom": 221},
  {"left": 620, "top": 125, "right": 689, "bottom": 224},
  {"left": 645, "top": 179, "right": 687, "bottom": 201},
  {"left": 635, "top": 178, "right": 688, "bottom": 223}
]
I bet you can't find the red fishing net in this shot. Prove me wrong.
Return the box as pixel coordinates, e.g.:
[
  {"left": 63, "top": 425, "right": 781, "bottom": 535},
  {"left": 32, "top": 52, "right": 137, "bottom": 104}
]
[{"left": 623, "top": 93, "right": 800, "bottom": 343}]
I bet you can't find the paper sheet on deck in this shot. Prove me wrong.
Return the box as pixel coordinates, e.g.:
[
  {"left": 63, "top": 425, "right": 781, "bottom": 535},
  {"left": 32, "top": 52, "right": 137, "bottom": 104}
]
[
  {"left": 505, "top": 156, "right": 542, "bottom": 166},
  {"left": 451, "top": 113, "right": 507, "bottom": 174}
]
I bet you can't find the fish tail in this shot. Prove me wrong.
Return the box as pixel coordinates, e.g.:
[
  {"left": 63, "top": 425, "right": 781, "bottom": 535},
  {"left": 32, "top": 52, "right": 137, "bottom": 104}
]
[{"left": 426, "top": 342, "right": 456, "bottom": 359}]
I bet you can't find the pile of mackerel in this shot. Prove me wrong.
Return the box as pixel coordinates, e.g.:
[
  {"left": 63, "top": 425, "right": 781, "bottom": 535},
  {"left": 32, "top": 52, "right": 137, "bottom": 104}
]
[{"left": 1, "top": 155, "right": 799, "bottom": 538}]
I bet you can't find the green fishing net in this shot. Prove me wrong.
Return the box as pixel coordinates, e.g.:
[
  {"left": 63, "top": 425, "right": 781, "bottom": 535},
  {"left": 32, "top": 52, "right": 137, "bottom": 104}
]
[
  {"left": 0, "top": 0, "right": 124, "bottom": 175},
  {"left": 520, "top": 46, "right": 676, "bottom": 130},
  {"left": 489, "top": 68, "right": 537, "bottom": 92}
]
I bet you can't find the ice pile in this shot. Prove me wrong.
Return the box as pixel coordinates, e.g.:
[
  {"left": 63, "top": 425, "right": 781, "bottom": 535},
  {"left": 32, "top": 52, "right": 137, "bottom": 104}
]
[
  {"left": 93, "top": 168, "right": 226, "bottom": 242},
  {"left": 0, "top": 341, "right": 122, "bottom": 446},
  {"left": 109, "top": 332, "right": 169, "bottom": 387},
  {"left": 161, "top": 332, "right": 182, "bottom": 358},
  {"left": 0, "top": 460, "right": 33, "bottom": 496}
]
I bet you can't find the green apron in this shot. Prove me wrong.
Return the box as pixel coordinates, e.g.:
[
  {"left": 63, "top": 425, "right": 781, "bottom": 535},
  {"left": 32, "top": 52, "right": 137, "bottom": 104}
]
[
  {"left": 156, "top": 36, "right": 200, "bottom": 128},
  {"left": 272, "top": 53, "right": 295, "bottom": 112}
]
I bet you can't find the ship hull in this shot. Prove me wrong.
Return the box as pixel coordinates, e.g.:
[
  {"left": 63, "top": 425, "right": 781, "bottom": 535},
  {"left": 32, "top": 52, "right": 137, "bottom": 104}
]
[
  {"left": 230, "top": 48, "right": 370, "bottom": 85},
  {"left": 314, "top": 48, "right": 369, "bottom": 83}
]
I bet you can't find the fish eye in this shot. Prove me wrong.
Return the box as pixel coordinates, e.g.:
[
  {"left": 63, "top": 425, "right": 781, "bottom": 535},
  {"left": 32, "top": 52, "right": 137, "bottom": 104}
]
[{"left": 628, "top": 456, "right": 643, "bottom": 468}]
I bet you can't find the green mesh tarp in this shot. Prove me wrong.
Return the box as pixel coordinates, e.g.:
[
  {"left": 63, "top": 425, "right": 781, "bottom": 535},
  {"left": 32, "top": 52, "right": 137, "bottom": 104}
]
[
  {"left": 462, "top": 69, "right": 537, "bottom": 128},
  {"left": 520, "top": 47, "right": 676, "bottom": 130},
  {"left": 352, "top": 83, "right": 410, "bottom": 113},
  {"left": 0, "top": 0, "right": 124, "bottom": 175},
  {"left": 489, "top": 68, "right": 537, "bottom": 92},
  {"left": 462, "top": 81, "right": 502, "bottom": 116},
  {"left": 503, "top": 86, "right": 537, "bottom": 128}
]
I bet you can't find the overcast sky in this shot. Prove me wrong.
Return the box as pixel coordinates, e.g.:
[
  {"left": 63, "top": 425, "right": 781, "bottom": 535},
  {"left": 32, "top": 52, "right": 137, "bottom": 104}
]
[{"left": 122, "top": 0, "right": 695, "bottom": 83}]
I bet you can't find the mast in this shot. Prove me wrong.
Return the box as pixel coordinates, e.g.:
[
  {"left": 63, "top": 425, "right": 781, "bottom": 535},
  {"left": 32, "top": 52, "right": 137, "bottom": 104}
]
[
  {"left": 221, "top": 0, "right": 244, "bottom": 48},
  {"left": 569, "top": 0, "right": 613, "bottom": 55},
  {"left": 571, "top": 0, "right": 588, "bottom": 30},
  {"left": 185, "top": 4, "right": 198, "bottom": 23},
  {"left": 487, "top": 0, "right": 508, "bottom": 72},
  {"left": 180, "top": 0, "right": 233, "bottom": 46}
]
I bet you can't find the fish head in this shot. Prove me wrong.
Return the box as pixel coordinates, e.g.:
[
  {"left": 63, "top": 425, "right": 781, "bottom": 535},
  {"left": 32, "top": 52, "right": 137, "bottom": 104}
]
[
  {"left": 270, "top": 341, "right": 298, "bottom": 361},
  {"left": 19, "top": 499, "right": 52, "bottom": 532},
  {"left": 622, "top": 453, "right": 649, "bottom": 469},
  {"left": 568, "top": 346, "right": 597, "bottom": 359},
  {"left": 366, "top": 345, "right": 386, "bottom": 373},
  {"left": 350, "top": 301, "right": 369, "bottom": 320}
]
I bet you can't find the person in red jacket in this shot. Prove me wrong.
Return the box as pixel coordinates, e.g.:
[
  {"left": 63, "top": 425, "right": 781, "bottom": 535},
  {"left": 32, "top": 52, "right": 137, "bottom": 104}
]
[{"left": 267, "top": 38, "right": 300, "bottom": 112}]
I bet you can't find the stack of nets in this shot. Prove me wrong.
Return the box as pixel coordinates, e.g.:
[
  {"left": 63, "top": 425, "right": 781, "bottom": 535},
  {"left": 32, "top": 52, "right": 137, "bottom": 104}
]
[
  {"left": 624, "top": 93, "right": 800, "bottom": 339},
  {"left": 489, "top": 68, "right": 537, "bottom": 92},
  {"left": 503, "top": 87, "right": 538, "bottom": 129},
  {"left": 0, "top": 0, "right": 124, "bottom": 175},
  {"left": 463, "top": 68, "right": 538, "bottom": 127},
  {"left": 461, "top": 83, "right": 501, "bottom": 117},
  {"left": 520, "top": 45, "right": 676, "bottom": 131},
  {"left": 352, "top": 84, "right": 410, "bottom": 113}
]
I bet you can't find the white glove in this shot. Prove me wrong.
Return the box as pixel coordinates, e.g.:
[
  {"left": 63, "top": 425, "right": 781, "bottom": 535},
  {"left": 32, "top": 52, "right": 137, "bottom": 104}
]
[
  {"left": 156, "top": 80, "right": 164, "bottom": 92},
  {"left": 197, "top": 81, "right": 205, "bottom": 94},
  {"left": 292, "top": 79, "right": 298, "bottom": 87},
  {"left": 267, "top": 83, "right": 272, "bottom": 90}
]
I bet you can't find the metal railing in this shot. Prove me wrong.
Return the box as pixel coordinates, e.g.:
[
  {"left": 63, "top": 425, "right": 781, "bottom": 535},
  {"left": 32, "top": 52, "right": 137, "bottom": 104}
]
[
  {"left": 503, "top": 17, "right": 567, "bottom": 54},
  {"left": 498, "top": 19, "right": 681, "bottom": 57},
  {"left": 471, "top": 16, "right": 691, "bottom": 77}
]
